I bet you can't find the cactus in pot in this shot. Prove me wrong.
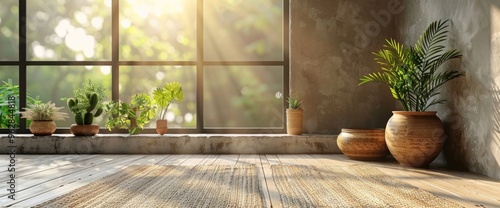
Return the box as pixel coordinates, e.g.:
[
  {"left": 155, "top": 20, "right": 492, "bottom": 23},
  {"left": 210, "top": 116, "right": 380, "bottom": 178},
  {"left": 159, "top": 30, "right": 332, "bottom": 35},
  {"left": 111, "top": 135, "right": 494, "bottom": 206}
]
[{"left": 64, "top": 80, "right": 106, "bottom": 136}]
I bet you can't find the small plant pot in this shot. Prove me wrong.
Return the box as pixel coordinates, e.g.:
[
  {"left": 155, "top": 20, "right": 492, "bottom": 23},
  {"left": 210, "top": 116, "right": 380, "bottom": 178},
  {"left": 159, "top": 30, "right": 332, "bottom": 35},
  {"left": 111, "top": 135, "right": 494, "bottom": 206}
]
[
  {"left": 70, "top": 124, "right": 99, "bottom": 136},
  {"left": 337, "top": 128, "right": 388, "bottom": 161},
  {"left": 156, "top": 120, "right": 168, "bottom": 135},
  {"left": 286, "top": 109, "right": 303, "bottom": 135},
  {"left": 29, "top": 120, "right": 56, "bottom": 136}
]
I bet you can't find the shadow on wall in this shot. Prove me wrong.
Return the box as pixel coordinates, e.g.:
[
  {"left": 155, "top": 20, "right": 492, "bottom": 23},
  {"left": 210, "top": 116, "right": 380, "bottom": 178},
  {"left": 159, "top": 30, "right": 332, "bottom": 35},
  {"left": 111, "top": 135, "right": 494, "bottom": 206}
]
[{"left": 434, "top": 0, "right": 500, "bottom": 178}]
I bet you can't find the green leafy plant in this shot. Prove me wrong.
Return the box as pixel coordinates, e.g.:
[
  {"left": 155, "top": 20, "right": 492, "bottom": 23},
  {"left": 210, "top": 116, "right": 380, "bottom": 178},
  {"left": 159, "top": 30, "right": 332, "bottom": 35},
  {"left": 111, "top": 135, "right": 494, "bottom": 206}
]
[
  {"left": 104, "top": 93, "right": 156, "bottom": 134},
  {"left": 0, "top": 79, "right": 41, "bottom": 128},
  {"left": 19, "top": 101, "right": 68, "bottom": 121},
  {"left": 359, "top": 19, "right": 463, "bottom": 111},
  {"left": 287, "top": 97, "right": 302, "bottom": 109},
  {"left": 153, "top": 82, "right": 184, "bottom": 120},
  {"left": 63, "top": 80, "right": 106, "bottom": 125}
]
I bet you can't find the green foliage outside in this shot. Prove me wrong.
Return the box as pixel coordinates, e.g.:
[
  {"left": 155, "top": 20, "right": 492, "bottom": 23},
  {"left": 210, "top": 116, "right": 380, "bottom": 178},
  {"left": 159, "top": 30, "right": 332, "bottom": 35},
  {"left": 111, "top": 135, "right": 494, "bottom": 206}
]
[
  {"left": 359, "top": 20, "right": 463, "bottom": 111},
  {"left": 1, "top": 0, "right": 285, "bottom": 129},
  {"left": 0, "top": 79, "right": 41, "bottom": 128}
]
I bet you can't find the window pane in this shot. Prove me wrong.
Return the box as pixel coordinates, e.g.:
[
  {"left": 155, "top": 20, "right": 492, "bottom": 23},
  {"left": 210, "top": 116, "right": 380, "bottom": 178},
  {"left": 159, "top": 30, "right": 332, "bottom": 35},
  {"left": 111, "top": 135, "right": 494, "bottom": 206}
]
[
  {"left": 120, "top": 66, "right": 196, "bottom": 128},
  {"left": 27, "top": 1, "right": 111, "bottom": 61},
  {"left": 204, "top": 66, "right": 283, "bottom": 128},
  {"left": 27, "top": 66, "right": 112, "bottom": 127},
  {"left": 0, "top": 66, "right": 19, "bottom": 129},
  {"left": 0, "top": 0, "right": 19, "bottom": 61},
  {"left": 204, "top": 0, "right": 283, "bottom": 61},
  {"left": 119, "top": 0, "right": 197, "bottom": 61}
]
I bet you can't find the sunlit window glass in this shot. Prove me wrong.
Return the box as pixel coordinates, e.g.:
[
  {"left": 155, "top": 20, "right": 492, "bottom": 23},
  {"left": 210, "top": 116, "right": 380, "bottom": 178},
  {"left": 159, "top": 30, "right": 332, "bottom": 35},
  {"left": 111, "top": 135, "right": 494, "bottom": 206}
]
[{"left": 27, "top": 1, "right": 111, "bottom": 61}]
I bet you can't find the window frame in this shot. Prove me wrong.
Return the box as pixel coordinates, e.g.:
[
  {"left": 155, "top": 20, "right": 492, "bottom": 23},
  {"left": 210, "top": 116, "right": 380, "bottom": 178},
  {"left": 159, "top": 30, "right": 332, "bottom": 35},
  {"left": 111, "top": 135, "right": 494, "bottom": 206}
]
[{"left": 0, "top": 0, "right": 289, "bottom": 134}]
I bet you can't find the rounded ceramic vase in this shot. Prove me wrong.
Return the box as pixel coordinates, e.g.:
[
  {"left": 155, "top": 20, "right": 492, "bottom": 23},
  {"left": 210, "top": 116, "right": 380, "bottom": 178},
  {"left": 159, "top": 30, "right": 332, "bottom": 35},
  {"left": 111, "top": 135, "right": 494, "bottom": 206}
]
[
  {"left": 385, "top": 111, "right": 446, "bottom": 168},
  {"left": 337, "top": 128, "right": 388, "bottom": 161}
]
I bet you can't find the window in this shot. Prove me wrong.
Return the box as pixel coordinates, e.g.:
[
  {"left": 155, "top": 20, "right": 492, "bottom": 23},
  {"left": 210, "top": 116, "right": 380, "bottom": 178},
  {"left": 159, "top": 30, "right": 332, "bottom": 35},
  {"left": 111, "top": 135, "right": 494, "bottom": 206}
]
[{"left": 0, "top": 0, "right": 289, "bottom": 134}]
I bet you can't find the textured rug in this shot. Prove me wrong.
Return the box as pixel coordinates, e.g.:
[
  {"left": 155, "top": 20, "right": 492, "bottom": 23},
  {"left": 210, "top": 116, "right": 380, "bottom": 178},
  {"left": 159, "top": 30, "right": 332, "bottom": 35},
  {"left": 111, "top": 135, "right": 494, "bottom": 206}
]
[
  {"left": 271, "top": 165, "right": 462, "bottom": 208},
  {"left": 35, "top": 165, "right": 462, "bottom": 208},
  {"left": 35, "top": 165, "right": 264, "bottom": 208}
]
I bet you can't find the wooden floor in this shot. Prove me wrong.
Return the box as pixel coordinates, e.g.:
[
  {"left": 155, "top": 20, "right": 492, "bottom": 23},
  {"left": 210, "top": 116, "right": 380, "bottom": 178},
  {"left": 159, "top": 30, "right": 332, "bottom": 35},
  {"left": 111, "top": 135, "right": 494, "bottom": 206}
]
[{"left": 0, "top": 154, "right": 499, "bottom": 207}]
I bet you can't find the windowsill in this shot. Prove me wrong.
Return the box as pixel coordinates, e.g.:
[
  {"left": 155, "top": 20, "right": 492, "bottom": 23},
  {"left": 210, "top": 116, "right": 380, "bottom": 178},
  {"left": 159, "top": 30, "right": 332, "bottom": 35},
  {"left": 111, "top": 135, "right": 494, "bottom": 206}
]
[{"left": 1, "top": 134, "right": 340, "bottom": 154}]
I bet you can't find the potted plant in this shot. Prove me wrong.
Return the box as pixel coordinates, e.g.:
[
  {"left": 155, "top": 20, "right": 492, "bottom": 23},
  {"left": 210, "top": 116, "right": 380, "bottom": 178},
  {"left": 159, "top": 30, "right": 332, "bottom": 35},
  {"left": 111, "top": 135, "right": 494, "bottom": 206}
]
[
  {"left": 64, "top": 80, "right": 105, "bottom": 136},
  {"left": 286, "top": 97, "right": 303, "bottom": 135},
  {"left": 104, "top": 93, "right": 156, "bottom": 134},
  {"left": 19, "top": 101, "right": 68, "bottom": 136},
  {"left": 153, "top": 82, "right": 184, "bottom": 135},
  {"left": 359, "top": 19, "right": 463, "bottom": 167}
]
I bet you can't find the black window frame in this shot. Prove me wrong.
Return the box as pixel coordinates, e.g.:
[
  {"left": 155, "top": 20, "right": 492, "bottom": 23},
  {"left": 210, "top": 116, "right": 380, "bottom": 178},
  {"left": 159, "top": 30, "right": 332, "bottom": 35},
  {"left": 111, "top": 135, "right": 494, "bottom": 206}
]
[{"left": 0, "top": 0, "right": 289, "bottom": 134}]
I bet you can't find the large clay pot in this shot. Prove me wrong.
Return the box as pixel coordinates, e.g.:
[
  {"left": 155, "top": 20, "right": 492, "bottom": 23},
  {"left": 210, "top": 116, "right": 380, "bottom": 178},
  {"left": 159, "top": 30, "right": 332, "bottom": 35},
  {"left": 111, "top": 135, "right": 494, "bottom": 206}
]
[
  {"left": 29, "top": 120, "right": 56, "bottom": 136},
  {"left": 385, "top": 111, "right": 446, "bottom": 168},
  {"left": 156, "top": 119, "right": 168, "bottom": 135},
  {"left": 337, "top": 128, "right": 388, "bottom": 161},
  {"left": 286, "top": 109, "right": 303, "bottom": 135},
  {"left": 70, "top": 124, "right": 99, "bottom": 136}
]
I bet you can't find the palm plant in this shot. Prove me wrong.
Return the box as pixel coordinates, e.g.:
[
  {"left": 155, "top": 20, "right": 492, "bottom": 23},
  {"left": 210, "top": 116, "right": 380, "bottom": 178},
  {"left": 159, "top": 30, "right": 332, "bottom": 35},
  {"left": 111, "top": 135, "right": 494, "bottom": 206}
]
[
  {"left": 359, "top": 19, "right": 463, "bottom": 111},
  {"left": 153, "top": 82, "right": 184, "bottom": 120}
]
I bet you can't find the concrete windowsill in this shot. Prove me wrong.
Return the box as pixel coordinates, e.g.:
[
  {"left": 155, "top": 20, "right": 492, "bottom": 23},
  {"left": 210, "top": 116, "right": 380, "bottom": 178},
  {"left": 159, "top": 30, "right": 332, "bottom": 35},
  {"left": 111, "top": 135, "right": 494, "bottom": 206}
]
[{"left": 1, "top": 134, "right": 340, "bottom": 154}]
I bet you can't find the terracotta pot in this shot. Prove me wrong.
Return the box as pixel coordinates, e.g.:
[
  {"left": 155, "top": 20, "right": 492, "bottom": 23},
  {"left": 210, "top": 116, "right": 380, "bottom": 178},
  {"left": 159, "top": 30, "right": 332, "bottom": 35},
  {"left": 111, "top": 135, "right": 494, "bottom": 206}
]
[
  {"left": 156, "top": 120, "right": 168, "bottom": 135},
  {"left": 385, "top": 111, "right": 446, "bottom": 168},
  {"left": 286, "top": 109, "right": 303, "bottom": 135},
  {"left": 29, "top": 120, "right": 56, "bottom": 136},
  {"left": 337, "top": 128, "right": 388, "bottom": 161},
  {"left": 70, "top": 124, "right": 99, "bottom": 136}
]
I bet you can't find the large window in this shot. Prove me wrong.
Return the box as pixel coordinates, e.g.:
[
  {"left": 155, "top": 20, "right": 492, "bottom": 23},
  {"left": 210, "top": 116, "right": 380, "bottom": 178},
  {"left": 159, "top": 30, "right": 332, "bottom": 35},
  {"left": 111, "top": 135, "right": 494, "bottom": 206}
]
[{"left": 0, "top": 0, "right": 289, "bottom": 134}]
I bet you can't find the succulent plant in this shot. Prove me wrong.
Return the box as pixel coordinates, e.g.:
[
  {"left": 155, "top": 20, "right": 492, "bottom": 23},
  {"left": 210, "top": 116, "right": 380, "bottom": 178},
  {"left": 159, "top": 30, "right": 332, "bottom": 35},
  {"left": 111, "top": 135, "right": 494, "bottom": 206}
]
[
  {"left": 19, "top": 101, "right": 68, "bottom": 121},
  {"left": 64, "top": 80, "right": 105, "bottom": 125}
]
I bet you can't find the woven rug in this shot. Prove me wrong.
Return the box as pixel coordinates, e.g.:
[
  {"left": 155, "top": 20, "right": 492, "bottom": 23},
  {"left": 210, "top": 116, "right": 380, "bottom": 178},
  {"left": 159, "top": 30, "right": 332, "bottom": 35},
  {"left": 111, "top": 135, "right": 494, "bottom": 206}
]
[
  {"left": 270, "top": 165, "right": 462, "bottom": 208},
  {"left": 35, "top": 165, "right": 462, "bottom": 208},
  {"left": 35, "top": 165, "right": 264, "bottom": 208}
]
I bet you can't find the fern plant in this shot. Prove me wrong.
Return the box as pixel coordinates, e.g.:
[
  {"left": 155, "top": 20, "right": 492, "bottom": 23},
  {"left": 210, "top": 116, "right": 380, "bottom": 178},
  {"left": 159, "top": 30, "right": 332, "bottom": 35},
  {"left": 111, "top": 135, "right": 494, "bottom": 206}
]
[{"left": 359, "top": 19, "right": 463, "bottom": 111}]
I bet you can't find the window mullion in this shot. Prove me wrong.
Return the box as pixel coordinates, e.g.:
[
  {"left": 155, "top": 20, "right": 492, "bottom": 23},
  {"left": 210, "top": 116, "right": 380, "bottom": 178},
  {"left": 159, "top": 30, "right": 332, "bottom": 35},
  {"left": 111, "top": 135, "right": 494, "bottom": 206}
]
[
  {"left": 111, "top": 0, "right": 119, "bottom": 102},
  {"left": 19, "top": 0, "right": 27, "bottom": 132},
  {"left": 196, "top": 0, "right": 204, "bottom": 133}
]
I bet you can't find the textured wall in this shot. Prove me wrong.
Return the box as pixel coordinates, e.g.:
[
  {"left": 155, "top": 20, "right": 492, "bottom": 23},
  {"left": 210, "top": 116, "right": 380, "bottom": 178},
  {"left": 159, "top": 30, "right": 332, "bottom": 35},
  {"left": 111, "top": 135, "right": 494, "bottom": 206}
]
[
  {"left": 290, "top": 0, "right": 401, "bottom": 134},
  {"left": 398, "top": 0, "right": 500, "bottom": 179}
]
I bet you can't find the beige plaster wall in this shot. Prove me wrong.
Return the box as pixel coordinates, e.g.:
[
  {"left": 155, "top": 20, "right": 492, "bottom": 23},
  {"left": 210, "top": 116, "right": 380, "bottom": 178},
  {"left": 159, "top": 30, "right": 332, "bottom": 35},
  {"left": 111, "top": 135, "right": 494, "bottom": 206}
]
[
  {"left": 397, "top": 1, "right": 500, "bottom": 179},
  {"left": 290, "top": 0, "right": 401, "bottom": 134}
]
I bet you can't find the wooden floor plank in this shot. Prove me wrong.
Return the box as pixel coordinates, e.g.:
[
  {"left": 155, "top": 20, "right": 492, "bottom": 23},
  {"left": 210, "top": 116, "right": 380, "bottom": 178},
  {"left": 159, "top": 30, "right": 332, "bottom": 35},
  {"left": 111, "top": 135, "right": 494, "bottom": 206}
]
[
  {"left": 2, "top": 155, "right": 151, "bottom": 207},
  {"left": 0, "top": 154, "right": 498, "bottom": 207},
  {"left": 265, "top": 154, "right": 282, "bottom": 165},
  {"left": 236, "top": 154, "right": 259, "bottom": 165},
  {"left": 212, "top": 154, "right": 239, "bottom": 165}
]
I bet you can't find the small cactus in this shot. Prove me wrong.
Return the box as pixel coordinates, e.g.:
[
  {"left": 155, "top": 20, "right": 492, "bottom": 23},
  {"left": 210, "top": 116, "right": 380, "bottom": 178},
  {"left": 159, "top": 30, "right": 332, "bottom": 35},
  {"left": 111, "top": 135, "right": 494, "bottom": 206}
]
[{"left": 65, "top": 80, "right": 106, "bottom": 125}]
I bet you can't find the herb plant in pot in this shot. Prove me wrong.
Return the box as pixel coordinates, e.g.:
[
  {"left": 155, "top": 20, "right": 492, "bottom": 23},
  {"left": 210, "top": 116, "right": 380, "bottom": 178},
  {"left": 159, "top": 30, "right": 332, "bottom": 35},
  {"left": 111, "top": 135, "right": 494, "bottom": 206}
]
[
  {"left": 286, "top": 97, "right": 303, "bottom": 135},
  {"left": 19, "top": 101, "right": 68, "bottom": 136},
  {"left": 153, "top": 82, "right": 184, "bottom": 135},
  {"left": 65, "top": 80, "right": 105, "bottom": 136},
  {"left": 104, "top": 93, "right": 156, "bottom": 134},
  {"left": 359, "top": 20, "right": 463, "bottom": 167}
]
